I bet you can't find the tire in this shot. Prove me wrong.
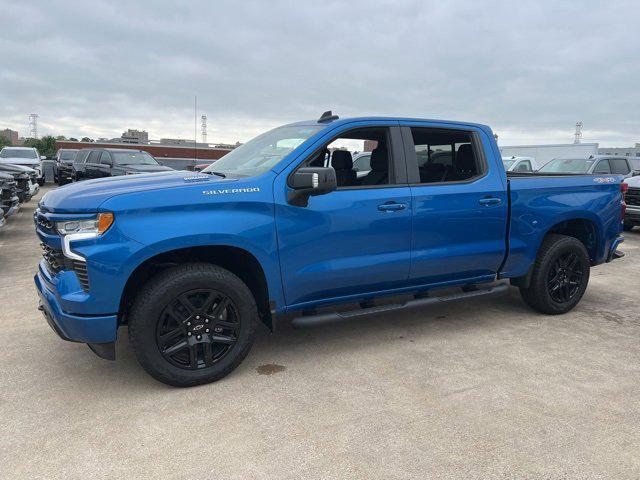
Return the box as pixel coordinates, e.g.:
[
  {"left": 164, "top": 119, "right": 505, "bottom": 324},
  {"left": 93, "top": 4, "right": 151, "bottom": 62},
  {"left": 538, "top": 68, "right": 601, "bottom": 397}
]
[
  {"left": 128, "top": 263, "right": 257, "bottom": 387},
  {"left": 37, "top": 179, "right": 45, "bottom": 186},
  {"left": 623, "top": 223, "right": 634, "bottom": 232},
  {"left": 519, "top": 234, "right": 590, "bottom": 315}
]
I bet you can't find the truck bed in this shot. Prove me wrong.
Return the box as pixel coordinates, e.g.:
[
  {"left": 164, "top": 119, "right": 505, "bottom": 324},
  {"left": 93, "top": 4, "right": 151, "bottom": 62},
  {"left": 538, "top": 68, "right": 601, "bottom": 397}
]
[{"left": 501, "top": 173, "right": 623, "bottom": 279}]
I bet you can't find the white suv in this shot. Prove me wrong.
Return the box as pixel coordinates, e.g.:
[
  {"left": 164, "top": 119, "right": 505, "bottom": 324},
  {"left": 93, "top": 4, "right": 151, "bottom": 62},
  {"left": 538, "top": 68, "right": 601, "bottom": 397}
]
[
  {"left": 0, "top": 146, "right": 45, "bottom": 185},
  {"left": 624, "top": 174, "right": 640, "bottom": 232}
]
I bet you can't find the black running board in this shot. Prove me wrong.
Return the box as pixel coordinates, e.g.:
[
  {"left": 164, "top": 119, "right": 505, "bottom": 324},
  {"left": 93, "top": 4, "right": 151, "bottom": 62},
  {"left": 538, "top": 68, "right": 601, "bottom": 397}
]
[{"left": 291, "top": 282, "right": 509, "bottom": 328}]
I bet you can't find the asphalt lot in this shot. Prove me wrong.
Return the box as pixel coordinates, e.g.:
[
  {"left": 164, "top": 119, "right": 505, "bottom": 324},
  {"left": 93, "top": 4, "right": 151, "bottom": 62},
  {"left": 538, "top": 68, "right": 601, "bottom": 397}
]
[{"left": 1, "top": 185, "right": 639, "bottom": 479}]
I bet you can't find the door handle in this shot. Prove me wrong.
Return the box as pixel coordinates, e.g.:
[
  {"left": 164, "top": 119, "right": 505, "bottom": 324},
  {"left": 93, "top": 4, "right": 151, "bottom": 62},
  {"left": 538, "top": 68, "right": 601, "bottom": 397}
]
[
  {"left": 378, "top": 202, "right": 406, "bottom": 212},
  {"left": 479, "top": 197, "right": 502, "bottom": 207}
]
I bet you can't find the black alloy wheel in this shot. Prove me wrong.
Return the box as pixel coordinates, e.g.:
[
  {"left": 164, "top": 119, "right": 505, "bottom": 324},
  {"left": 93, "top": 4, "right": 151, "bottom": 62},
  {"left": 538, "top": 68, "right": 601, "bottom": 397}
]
[
  {"left": 156, "top": 289, "right": 240, "bottom": 370},
  {"left": 546, "top": 252, "right": 584, "bottom": 303},
  {"left": 519, "top": 234, "right": 590, "bottom": 314},
  {"left": 129, "top": 263, "right": 258, "bottom": 387}
]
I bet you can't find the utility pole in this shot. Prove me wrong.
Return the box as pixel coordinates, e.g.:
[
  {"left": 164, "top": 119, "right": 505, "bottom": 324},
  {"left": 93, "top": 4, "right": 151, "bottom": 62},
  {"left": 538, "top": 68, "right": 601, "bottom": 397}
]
[
  {"left": 201, "top": 115, "right": 207, "bottom": 144},
  {"left": 29, "top": 113, "right": 39, "bottom": 139},
  {"left": 574, "top": 122, "right": 583, "bottom": 144}
]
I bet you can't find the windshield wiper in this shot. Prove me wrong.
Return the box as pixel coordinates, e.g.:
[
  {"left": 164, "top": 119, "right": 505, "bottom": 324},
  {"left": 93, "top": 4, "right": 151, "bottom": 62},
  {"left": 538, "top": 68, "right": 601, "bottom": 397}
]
[{"left": 204, "top": 171, "right": 226, "bottom": 178}]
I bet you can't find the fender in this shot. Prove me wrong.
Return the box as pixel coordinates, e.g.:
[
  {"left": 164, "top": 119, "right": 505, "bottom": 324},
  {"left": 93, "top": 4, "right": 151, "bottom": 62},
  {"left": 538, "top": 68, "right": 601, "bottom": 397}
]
[{"left": 121, "top": 233, "right": 284, "bottom": 312}]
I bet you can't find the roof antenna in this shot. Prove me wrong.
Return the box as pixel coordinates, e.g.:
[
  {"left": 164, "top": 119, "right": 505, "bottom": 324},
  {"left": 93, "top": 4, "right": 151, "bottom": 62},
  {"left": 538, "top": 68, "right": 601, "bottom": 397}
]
[{"left": 318, "top": 110, "right": 339, "bottom": 123}]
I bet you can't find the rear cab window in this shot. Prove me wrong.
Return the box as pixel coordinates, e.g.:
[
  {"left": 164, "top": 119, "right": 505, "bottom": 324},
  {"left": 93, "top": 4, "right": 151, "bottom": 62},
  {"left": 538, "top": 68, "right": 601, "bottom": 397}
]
[{"left": 403, "top": 127, "right": 485, "bottom": 184}]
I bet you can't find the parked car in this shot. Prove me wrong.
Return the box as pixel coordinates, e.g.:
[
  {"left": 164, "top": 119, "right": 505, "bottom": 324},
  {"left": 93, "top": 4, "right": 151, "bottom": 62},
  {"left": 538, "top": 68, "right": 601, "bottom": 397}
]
[
  {"left": 623, "top": 175, "right": 640, "bottom": 231},
  {"left": 502, "top": 156, "right": 539, "bottom": 173},
  {"left": 538, "top": 155, "right": 638, "bottom": 177},
  {"left": 35, "top": 113, "right": 625, "bottom": 387},
  {"left": 0, "top": 171, "right": 20, "bottom": 217},
  {"left": 71, "top": 149, "right": 92, "bottom": 181},
  {"left": 53, "top": 149, "right": 78, "bottom": 185},
  {"left": 79, "top": 149, "right": 173, "bottom": 180},
  {"left": 0, "top": 162, "right": 36, "bottom": 202},
  {"left": 352, "top": 151, "right": 372, "bottom": 178},
  {"left": 0, "top": 146, "right": 45, "bottom": 185}
]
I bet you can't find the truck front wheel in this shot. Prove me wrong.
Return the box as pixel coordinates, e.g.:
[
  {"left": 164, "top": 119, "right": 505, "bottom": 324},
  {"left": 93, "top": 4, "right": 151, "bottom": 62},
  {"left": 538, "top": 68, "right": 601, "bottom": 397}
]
[
  {"left": 519, "top": 234, "right": 590, "bottom": 315},
  {"left": 128, "top": 263, "right": 257, "bottom": 387}
]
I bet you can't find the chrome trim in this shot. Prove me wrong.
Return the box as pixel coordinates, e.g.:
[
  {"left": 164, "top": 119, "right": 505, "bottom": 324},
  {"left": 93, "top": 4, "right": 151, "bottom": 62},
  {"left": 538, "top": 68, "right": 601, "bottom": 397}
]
[{"left": 61, "top": 232, "right": 97, "bottom": 262}]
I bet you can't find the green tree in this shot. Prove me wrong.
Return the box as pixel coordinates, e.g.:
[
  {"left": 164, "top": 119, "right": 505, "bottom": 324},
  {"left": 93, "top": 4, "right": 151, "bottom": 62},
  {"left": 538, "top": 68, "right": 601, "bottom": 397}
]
[
  {"left": 23, "top": 136, "right": 58, "bottom": 158},
  {"left": 0, "top": 136, "right": 12, "bottom": 149},
  {"left": 81, "top": 137, "right": 94, "bottom": 142}
]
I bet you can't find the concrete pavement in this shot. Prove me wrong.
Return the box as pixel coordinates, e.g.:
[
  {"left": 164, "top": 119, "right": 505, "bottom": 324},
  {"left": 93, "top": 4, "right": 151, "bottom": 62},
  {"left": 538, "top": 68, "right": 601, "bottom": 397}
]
[{"left": 1, "top": 186, "right": 639, "bottom": 479}]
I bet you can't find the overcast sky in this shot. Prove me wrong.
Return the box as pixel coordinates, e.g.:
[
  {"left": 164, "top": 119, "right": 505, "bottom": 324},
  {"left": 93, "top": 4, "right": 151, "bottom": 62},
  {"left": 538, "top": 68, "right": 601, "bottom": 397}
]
[{"left": 1, "top": 0, "right": 638, "bottom": 146}]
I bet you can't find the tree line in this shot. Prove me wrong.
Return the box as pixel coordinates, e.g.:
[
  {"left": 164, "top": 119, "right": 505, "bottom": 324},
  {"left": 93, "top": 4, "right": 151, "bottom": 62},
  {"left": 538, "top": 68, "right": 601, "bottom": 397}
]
[{"left": 0, "top": 135, "right": 95, "bottom": 158}]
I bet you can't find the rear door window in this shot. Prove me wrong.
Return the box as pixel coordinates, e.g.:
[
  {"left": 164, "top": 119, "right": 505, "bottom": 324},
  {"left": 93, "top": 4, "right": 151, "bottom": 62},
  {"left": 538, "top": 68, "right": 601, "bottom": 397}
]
[
  {"left": 86, "top": 150, "right": 100, "bottom": 164},
  {"left": 610, "top": 158, "right": 630, "bottom": 175},
  {"left": 99, "top": 152, "right": 112, "bottom": 165},
  {"left": 408, "top": 128, "right": 482, "bottom": 184}
]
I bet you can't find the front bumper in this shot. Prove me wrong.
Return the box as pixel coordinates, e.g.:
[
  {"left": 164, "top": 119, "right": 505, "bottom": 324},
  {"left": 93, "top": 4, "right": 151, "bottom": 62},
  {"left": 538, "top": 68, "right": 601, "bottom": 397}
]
[
  {"left": 35, "top": 266, "right": 118, "bottom": 344},
  {"left": 29, "top": 181, "right": 40, "bottom": 197},
  {"left": 2, "top": 198, "right": 20, "bottom": 217},
  {"left": 625, "top": 206, "right": 640, "bottom": 225}
]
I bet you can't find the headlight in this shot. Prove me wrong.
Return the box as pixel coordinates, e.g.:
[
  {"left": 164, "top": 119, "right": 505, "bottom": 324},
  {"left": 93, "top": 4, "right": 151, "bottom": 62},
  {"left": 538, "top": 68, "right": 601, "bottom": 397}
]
[
  {"left": 57, "top": 213, "right": 114, "bottom": 262},
  {"left": 56, "top": 212, "right": 114, "bottom": 235}
]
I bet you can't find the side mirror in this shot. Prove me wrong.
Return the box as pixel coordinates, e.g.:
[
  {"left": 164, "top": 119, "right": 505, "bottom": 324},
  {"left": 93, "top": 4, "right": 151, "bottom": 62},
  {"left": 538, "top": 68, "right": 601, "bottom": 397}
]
[
  {"left": 40, "top": 156, "right": 47, "bottom": 160},
  {"left": 287, "top": 167, "right": 337, "bottom": 207},
  {"left": 632, "top": 170, "right": 640, "bottom": 177}
]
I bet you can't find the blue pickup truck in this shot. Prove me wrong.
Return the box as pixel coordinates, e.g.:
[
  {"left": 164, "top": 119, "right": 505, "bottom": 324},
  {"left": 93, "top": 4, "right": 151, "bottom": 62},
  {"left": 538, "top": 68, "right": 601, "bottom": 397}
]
[{"left": 34, "top": 113, "right": 626, "bottom": 387}]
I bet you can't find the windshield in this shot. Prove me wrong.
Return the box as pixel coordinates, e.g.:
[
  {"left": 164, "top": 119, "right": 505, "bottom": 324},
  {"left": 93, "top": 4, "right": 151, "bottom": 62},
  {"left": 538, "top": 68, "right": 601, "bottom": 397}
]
[
  {"left": 112, "top": 151, "right": 158, "bottom": 165},
  {"left": 202, "top": 125, "right": 324, "bottom": 177},
  {"left": 502, "top": 160, "right": 515, "bottom": 169},
  {"left": 58, "top": 150, "right": 77, "bottom": 161},
  {"left": 0, "top": 148, "right": 37, "bottom": 159},
  {"left": 539, "top": 158, "right": 594, "bottom": 173}
]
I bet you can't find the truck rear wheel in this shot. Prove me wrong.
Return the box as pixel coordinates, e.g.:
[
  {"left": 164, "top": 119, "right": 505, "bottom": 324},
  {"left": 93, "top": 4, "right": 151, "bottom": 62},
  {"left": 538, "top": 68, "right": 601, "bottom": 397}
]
[
  {"left": 128, "top": 263, "right": 257, "bottom": 387},
  {"left": 519, "top": 234, "right": 590, "bottom": 315}
]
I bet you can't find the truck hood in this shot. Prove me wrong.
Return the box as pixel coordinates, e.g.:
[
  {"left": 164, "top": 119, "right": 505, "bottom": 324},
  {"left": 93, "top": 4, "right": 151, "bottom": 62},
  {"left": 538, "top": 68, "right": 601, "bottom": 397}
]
[
  {"left": 625, "top": 175, "right": 640, "bottom": 188},
  {"left": 39, "top": 171, "right": 237, "bottom": 213},
  {"left": 0, "top": 158, "right": 40, "bottom": 167},
  {"left": 0, "top": 163, "right": 35, "bottom": 174}
]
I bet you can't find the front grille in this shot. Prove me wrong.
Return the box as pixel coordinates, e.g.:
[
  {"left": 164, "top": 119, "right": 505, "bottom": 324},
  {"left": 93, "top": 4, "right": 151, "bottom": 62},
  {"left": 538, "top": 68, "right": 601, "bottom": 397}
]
[
  {"left": 16, "top": 178, "right": 28, "bottom": 192},
  {"left": 41, "top": 243, "right": 65, "bottom": 274},
  {"left": 627, "top": 187, "right": 640, "bottom": 207},
  {"left": 40, "top": 243, "right": 90, "bottom": 292},
  {"left": 2, "top": 186, "right": 13, "bottom": 200},
  {"left": 35, "top": 212, "right": 56, "bottom": 234}
]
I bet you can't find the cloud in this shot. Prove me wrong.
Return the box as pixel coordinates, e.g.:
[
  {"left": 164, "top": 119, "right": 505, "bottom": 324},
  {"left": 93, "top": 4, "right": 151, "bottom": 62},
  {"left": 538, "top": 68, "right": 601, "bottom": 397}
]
[{"left": 1, "top": 0, "right": 638, "bottom": 146}]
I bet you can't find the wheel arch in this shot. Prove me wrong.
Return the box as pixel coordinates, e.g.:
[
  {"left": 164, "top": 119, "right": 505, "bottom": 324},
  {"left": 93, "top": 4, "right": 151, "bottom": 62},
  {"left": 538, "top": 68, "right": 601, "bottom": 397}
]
[
  {"left": 510, "top": 216, "right": 600, "bottom": 288},
  {"left": 544, "top": 217, "right": 600, "bottom": 262},
  {"left": 119, "top": 244, "right": 277, "bottom": 331}
]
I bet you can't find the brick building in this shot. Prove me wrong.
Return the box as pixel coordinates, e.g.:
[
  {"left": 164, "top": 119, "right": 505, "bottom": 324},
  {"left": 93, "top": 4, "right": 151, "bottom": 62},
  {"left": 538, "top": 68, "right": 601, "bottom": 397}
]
[{"left": 1, "top": 129, "right": 20, "bottom": 145}]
